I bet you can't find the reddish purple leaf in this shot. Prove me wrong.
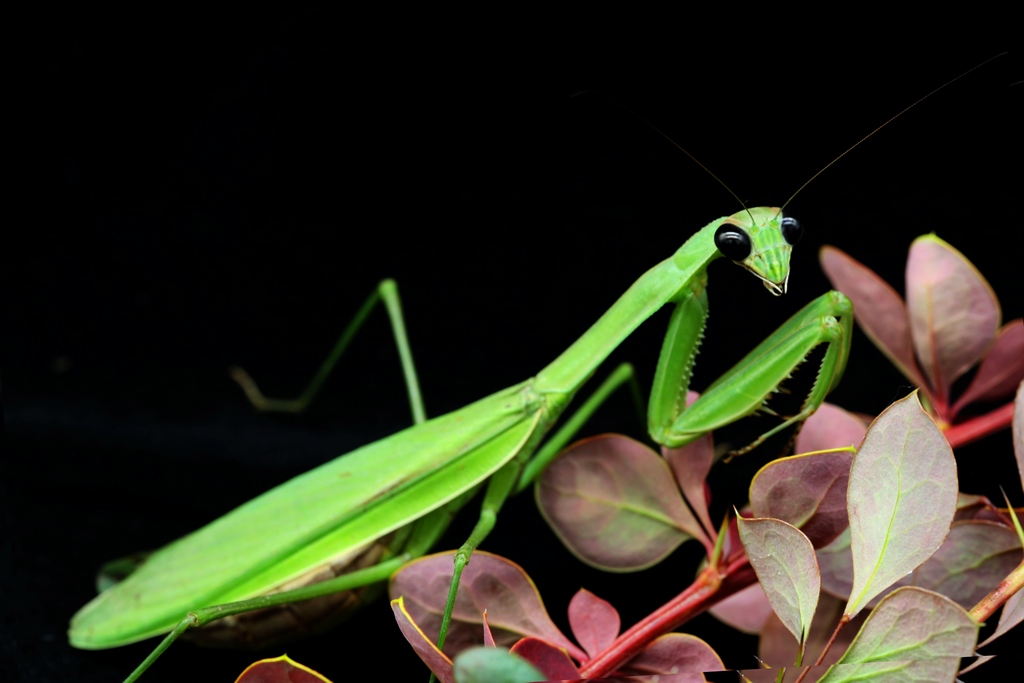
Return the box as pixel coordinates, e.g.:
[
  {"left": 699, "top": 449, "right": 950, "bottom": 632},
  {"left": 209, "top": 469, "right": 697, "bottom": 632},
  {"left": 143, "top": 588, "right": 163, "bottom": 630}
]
[
  {"left": 1015, "top": 381, "right": 1024, "bottom": 495},
  {"left": 482, "top": 611, "right": 495, "bottom": 647},
  {"left": 954, "top": 493, "right": 1004, "bottom": 523},
  {"left": 860, "top": 520, "right": 1022, "bottom": 610},
  {"left": 958, "top": 654, "right": 997, "bottom": 675},
  {"left": 757, "top": 594, "right": 866, "bottom": 682},
  {"left": 722, "top": 512, "right": 745, "bottom": 565},
  {"left": 709, "top": 582, "right": 775, "bottom": 634},
  {"left": 509, "top": 637, "right": 581, "bottom": 679},
  {"left": 845, "top": 392, "right": 958, "bottom": 617},
  {"left": 389, "top": 551, "right": 584, "bottom": 661},
  {"left": 794, "top": 402, "right": 868, "bottom": 455},
  {"left": 662, "top": 391, "right": 716, "bottom": 547},
  {"left": 235, "top": 655, "right": 333, "bottom": 683},
  {"left": 619, "top": 633, "right": 724, "bottom": 680},
  {"left": 536, "top": 434, "right": 704, "bottom": 571},
  {"left": 738, "top": 518, "right": 820, "bottom": 647},
  {"left": 951, "top": 320, "right": 1024, "bottom": 418},
  {"left": 820, "top": 246, "right": 925, "bottom": 391},
  {"left": 817, "top": 528, "right": 853, "bottom": 601},
  {"left": 750, "top": 448, "right": 854, "bottom": 549},
  {"left": 821, "top": 587, "right": 978, "bottom": 682},
  {"left": 567, "top": 589, "right": 620, "bottom": 659},
  {"left": 663, "top": 437, "right": 715, "bottom": 550},
  {"left": 817, "top": 516, "right": 1019, "bottom": 614},
  {"left": 905, "top": 235, "right": 1000, "bottom": 407},
  {"left": 391, "top": 597, "right": 455, "bottom": 683}
]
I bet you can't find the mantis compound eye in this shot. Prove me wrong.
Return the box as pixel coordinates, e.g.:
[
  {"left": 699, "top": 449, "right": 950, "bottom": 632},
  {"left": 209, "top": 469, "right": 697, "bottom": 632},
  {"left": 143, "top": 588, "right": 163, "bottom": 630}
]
[
  {"left": 781, "top": 216, "right": 803, "bottom": 245},
  {"left": 714, "top": 224, "right": 751, "bottom": 261}
]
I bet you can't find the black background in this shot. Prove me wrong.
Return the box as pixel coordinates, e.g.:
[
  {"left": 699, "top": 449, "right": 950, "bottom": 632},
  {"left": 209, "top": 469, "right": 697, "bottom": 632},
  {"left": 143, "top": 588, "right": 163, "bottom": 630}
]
[{"left": 7, "top": 6, "right": 1023, "bottom": 681}]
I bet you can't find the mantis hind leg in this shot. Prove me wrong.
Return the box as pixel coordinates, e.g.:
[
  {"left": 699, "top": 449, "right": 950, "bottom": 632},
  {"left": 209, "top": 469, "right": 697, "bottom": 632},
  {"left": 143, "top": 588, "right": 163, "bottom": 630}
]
[{"left": 230, "top": 279, "right": 426, "bottom": 424}]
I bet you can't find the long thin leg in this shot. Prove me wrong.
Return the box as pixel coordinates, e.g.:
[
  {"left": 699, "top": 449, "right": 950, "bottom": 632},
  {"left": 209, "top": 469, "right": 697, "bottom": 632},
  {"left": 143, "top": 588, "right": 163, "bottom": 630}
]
[{"left": 230, "top": 278, "right": 426, "bottom": 424}]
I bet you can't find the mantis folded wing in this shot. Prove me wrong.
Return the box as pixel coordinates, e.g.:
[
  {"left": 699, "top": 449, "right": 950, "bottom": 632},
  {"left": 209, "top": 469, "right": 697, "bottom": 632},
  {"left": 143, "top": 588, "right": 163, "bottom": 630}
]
[{"left": 68, "top": 206, "right": 852, "bottom": 682}]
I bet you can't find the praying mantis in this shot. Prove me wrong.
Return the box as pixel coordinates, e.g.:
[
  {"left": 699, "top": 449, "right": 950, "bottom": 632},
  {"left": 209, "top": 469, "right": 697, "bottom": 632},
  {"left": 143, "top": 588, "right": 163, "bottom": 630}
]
[
  {"left": 69, "top": 200, "right": 854, "bottom": 681},
  {"left": 54, "top": 49, "right": 1015, "bottom": 683}
]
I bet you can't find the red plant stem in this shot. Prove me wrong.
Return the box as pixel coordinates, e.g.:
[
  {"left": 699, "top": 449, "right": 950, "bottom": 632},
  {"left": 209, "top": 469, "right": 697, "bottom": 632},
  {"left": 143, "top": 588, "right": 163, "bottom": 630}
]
[
  {"left": 944, "top": 402, "right": 1014, "bottom": 449},
  {"left": 970, "top": 558, "right": 1024, "bottom": 623},
  {"left": 578, "top": 562, "right": 757, "bottom": 678},
  {"left": 793, "top": 614, "right": 850, "bottom": 683}
]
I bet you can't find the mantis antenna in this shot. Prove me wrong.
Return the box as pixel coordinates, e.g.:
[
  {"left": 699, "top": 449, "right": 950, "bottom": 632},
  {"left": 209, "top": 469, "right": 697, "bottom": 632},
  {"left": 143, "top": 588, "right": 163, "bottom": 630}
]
[
  {"left": 569, "top": 90, "right": 754, "bottom": 224},
  {"left": 780, "top": 52, "right": 1008, "bottom": 212}
]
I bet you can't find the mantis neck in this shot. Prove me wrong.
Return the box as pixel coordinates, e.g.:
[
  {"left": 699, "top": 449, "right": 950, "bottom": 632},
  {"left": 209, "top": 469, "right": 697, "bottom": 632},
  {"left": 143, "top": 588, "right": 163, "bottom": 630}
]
[{"left": 533, "top": 221, "right": 722, "bottom": 395}]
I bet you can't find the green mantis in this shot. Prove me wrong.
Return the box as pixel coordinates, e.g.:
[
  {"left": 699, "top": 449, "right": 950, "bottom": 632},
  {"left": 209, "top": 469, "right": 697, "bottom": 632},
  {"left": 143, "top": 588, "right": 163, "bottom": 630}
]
[
  {"left": 66, "top": 47, "right": 1012, "bottom": 676},
  {"left": 69, "top": 195, "right": 851, "bottom": 681}
]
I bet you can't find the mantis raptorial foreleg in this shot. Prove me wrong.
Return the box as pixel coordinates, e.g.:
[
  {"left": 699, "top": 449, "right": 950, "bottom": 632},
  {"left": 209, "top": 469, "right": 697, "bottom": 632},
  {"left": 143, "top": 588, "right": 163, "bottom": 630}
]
[{"left": 650, "top": 289, "right": 853, "bottom": 452}]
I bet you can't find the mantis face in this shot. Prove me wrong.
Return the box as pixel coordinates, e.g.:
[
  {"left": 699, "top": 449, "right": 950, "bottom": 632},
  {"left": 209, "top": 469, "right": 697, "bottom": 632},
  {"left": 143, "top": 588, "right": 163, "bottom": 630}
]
[{"left": 714, "top": 207, "right": 803, "bottom": 296}]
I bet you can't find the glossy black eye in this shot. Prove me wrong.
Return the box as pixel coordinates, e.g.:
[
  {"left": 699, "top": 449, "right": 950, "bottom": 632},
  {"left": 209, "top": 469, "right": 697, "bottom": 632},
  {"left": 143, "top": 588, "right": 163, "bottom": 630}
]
[
  {"left": 714, "top": 224, "right": 751, "bottom": 261},
  {"left": 781, "top": 216, "right": 803, "bottom": 245}
]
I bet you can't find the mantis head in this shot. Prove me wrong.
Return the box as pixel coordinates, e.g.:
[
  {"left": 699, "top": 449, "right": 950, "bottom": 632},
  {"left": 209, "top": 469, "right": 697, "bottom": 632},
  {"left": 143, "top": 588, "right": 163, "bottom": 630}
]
[{"left": 714, "top": 207, "right": 802, "bottom": 296}]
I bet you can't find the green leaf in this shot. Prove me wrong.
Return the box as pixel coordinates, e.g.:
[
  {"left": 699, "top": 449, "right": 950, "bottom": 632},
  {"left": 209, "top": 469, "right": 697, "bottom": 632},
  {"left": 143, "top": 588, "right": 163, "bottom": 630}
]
[
  {"left": 818, "top": 587, "right": 978, "bottom": 683},
  {"left": 845, "top": 392, "right": 957, "bottom": 617},
  {"left": 738, "top": 517, "right": 820, "bottom": 647},
  {"left": 453, "top": 647, "right": 545, "bottom": 683}
]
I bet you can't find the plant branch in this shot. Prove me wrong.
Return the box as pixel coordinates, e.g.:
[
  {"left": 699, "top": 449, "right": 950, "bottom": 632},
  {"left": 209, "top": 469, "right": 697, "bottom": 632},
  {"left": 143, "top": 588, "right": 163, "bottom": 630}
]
[
  {"left": 943, "top": 402, "right": 1015, "bottom": 448},
  {"left": 970, "top": 558, "right": 1024, "bottom": 623},
  {"left": 792, "top": 614, "right": 850, "bottom": 683},
  {"left": 578, "top": 562, "right": 757, "bottom": 678}
]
